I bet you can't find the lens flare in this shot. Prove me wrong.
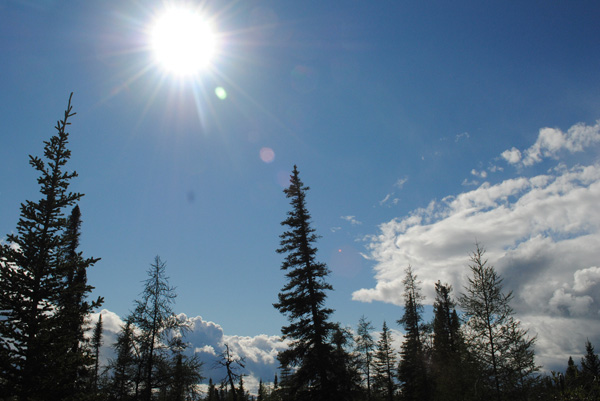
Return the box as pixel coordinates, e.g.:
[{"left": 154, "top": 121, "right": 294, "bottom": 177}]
[
  {"left": 215, "top": 87, "right": 227, "bottom": 100},
  {"left": 260, "top": 147, "right": 275, "bottom": 163}
]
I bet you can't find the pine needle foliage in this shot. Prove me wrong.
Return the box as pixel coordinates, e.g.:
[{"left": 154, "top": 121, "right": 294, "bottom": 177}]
[
  {"left": 274, "top": 165, "right": 339, "bottom": 401},
  {"left": 0, "top": 93, "right": 102, "bottom": 400}
]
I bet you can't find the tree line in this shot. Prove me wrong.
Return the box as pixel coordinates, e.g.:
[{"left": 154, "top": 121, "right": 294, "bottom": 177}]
[{"left": 1, "top": 96, "right": 598, "bottom": 400}]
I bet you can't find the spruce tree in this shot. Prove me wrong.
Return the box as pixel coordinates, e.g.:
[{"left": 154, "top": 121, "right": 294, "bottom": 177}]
[
  {"left": 581, "top": 340, "right": 600, "bottom": 379},
  {"left": 92, "top": 314, "right": 104, "bottom": 393},
  {"left": 274, "top": 165, "right": 340, "bottom": 401},
  {"left": 397, "top": 266, "right": 430, "bottom": 401},
  {"left": 207, "top": 378, "right": 219, "bottom": 401},
  {"left": 355, "top": 316, "right": 376, "bottom": 400},
  {"left": 458, "top": 244, "right": 537, "bottom": 401},
  {"left": 331, "top": 325, "right": 362, "bottom": 400},
  {"left": 430, "top": 281, "right": 474, "bottom": 401},
  {"left": 108, "top": 321, "right": 137, "bottom": 401},
  {"left": 0, "top": 93, "right": 101, "bottom": 400},
  {"left": 565, "top": 356, "right": 579, "bottom": 389},
  {"left": 372, "top": 321, "right": 397, "bottom": 401}
]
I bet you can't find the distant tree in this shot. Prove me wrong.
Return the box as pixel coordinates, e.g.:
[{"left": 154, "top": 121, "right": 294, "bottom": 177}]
[
  {"left": 165, "top": 336, "right": 204, "bottom": 401},
  {"left": 355, "top": 316, "right": 376, "bottom": 400},
  {"left": 458, "top": 243, "right": 538, "bottom": 401},
  {"left": 107, "top": 320, "right": 137, "bottom": 400},
  {"left": 92, "top": 313, "right": 104, "bottom": 393},
  {"left": 372, "top": 321, "right": 397, "bottom": 401},
  {"left": 130, "top": 256, "right": 191, "bottom": 401},
  {"left": 580, "top": 340, "right": 600, "bottom": 398},
  {"left": 397, "top": 266, "right": 430, "bottom": 401},
  {"left": 331, "top": 325, "right": 362, "bottom": 400},
  {"left": 430, "top": 281, "right": 476, "bottom": 401},
  {"left": 0, "top": 93, "right": 102, "bottom": 400},
  {"left": 238, "top": 375, "right": 249, "bottom": 401},
  {"left": 273, "top": 165, "right": 341, "bottom": 401},
  {"left": 581, "top": 340, "right": 600, "bottom": 379},
  {"left": 565, "top": 356, "right": 579, "bottom": 389},
  {"left": 257, "top": 379, "right": 266, "bottom": 401},
  {"left": 216, "top": 343, "right": 246, "bottom": 401},
  {"left": 206, "top": 378, "right": 219, "bottom": 401}
]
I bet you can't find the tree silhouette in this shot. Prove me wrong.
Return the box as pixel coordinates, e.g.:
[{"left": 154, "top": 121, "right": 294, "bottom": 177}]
[
  {"left": 274, "top": 165, "right": 339, "bottom": 401},
  {"left": 0, "top": 93, "right": 102, "bottom": 400}
]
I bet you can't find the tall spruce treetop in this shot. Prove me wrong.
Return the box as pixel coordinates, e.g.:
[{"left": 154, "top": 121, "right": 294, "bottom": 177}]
[
  {"left": 397, "top": 266, "right": 430, "bottom": 401},
  {"left": 0, "top": 93, "right": 101, "bottom": 400},
  {"left": 274, "top": 165, "right": 338, "bottom": 401},
  {"left": 581, "top": 340, "right": 600, "bottom": 379}
]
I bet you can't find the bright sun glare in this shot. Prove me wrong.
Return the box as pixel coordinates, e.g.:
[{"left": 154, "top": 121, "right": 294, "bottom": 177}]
[{"left": 151, "top": 7, "right": 216, "bottom": 76}]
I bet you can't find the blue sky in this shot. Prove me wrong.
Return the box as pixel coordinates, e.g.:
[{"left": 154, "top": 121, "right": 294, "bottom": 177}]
[{"left": 2, "top": 0, "right": 600, "bottom": 388}]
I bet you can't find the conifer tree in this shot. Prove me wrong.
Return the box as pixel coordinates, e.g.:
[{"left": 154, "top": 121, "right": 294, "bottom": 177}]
[
  {"left": 92, "top": 314, "right": 104, "bottom": 393},
  {"left": 397, "top": 266, "right": 430, "bottom": 401},
  {"left": 565, "top": 356, "right": 579, "bottom": 389},
  {"left": 274, "top": 165, "right": 339, "bottom": 401},
  {"left": 581, "top": 340, "right": 600, "bottom": 379},
  {"left": 130, "top": 255, "right": 187, "bottom": 401},
  {"left": 331, "top": 325, "right": 362, "bottom": 400},
  {"left": 108, "top": 321, "right": 137, "bottom": 401},
  {"left": 0, "top": 93, "right": 102, "bottom": 400},
  {"left": 355, "top": 316, "right": 376, "bottom": 400},
  {"left": 430, "top": 281, "right": 474, "bottom": 401},
  {"left": 458, "top": 244, "right": 537, "bottom": 401},
  {"left": 207, "top": 378, "right": 219, "bottom": 401},
  {"left": 257, "top": 379, "right": 266, "bottom": 401},
  {"left": 372, "top": 321, "right": 397, "bottom": 401}
]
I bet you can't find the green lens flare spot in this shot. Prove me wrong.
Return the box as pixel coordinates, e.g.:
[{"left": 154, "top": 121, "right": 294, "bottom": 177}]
[{"left": 215, "top": 87, "right": 227, "bottom": 100}]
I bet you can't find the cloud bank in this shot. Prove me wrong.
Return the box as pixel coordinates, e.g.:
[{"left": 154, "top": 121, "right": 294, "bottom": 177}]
[
  {"left": 91, "top": 311, "right": 286, "bottom": 395},
  {"left": 354, "top": 120, "right": 600, "bottom": 371}
]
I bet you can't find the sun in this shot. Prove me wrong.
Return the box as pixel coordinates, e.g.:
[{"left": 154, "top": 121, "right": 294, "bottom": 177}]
[{"left": 150, "top": 7, "right": 217, "bottom": 76}]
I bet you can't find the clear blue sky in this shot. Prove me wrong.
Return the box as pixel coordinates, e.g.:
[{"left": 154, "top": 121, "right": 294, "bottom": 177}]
[{"left": 2, "top": 0, "right": 600, "bottom": 377}]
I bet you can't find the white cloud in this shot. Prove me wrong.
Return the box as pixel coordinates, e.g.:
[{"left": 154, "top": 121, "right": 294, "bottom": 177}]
[
  {"left": 395, "top": 177, "right": 408, "bottom": 189},
  {"left": 501, "top": 147, "right": 522, "bottom": 164},
  {"left": 341, "top": 215, "right": 362, "bottom": 225},
  {"left": 379, "top": 194, "right": 391, "bottom": 205},
  {"left": 502, "top": 121, "right": 600, "bottom": 166},
  {"left": 455, "top": 132, "right": 470, "bottom": 142},
  {"left": 354, "top": 162, "right": 600, "bottom": 370},
  {"left": 93, "top": 311, "right": 285, "bottom": 395},
  {"left": 573, "top": 266, "right": 600, "bottom": 292},
  {"left": 471, "top": 169, "right": 487, "bottom": 179}
]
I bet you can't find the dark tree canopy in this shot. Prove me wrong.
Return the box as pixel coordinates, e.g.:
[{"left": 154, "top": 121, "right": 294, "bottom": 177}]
[
  {"left": 0, "top": 94, "right": 101, "bottom": 400},
  {"left": 397, "top": 267, "right": 429, "bottom": 401},
  {"left": 372, "top": 321, "right": 397, "bottom": 401},
  {"left": 274, "top": 165, "right": 341, "bottom": 401}
]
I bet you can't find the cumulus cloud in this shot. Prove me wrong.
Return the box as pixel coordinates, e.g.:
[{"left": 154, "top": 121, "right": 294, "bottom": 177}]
[
  {"left": 92, "top": 311, "right": 285, "bottom": 395},
  {"left": 502, "top": 121, "right": 600, "bottom": 166},
  {"left": 471, "top": 169, "right": 487, "bottom": 179},
  {"left": 501, "top": 147, "right": 522, "bottom": 164},
  {"left": 353, "top": 162, "right": 600, "bottom": 370}
]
